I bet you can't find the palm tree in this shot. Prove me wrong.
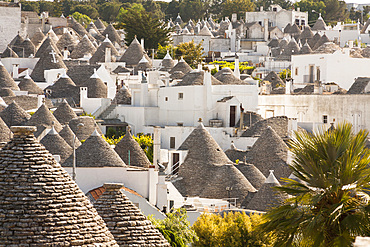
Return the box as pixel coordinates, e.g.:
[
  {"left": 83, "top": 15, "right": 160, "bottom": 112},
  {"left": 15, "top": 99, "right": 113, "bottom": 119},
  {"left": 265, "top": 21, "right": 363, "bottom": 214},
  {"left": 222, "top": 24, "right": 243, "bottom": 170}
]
[{"left": 260, "top": 122, "right": 370, "bottom": 246}]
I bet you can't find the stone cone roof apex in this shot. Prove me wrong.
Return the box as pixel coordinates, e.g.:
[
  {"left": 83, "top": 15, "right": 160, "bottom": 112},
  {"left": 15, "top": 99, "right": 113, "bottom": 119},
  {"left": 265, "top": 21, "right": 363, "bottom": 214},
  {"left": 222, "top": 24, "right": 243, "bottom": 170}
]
[
  {"left": 265, "top": 170, "right": 280, "bottom": 184},
  {"left": 24, "top": 70, "right": 31, "bottom": 79},
  {"left": 103, "top": 34, "right": 111, "bottom": 43},
  {"left": 90, "top": 68, "right": 100, "bottom": 79},
  {"left": 48, "top": 126, "right": 58, "bottom": 135},
  {"left": 91, "top": 128, "right": 100, "bottom": 136},
  {"left": 164, "top": 50, "right": 172, "bottom": 60},
  {"left": 180, "top": 56, "right": 185, "bottom": 62},
  {"left": 196, "top": 120, "right": 205, "bottom": 129},
  {"left": 139, "top": 55, "right": 149, "bottom": 64},
  {"left": 230, "top": 142, "right": 236, "bottom": 150},
  {"left": 60, "top": 69, "right": 69, "bottom": 78}
]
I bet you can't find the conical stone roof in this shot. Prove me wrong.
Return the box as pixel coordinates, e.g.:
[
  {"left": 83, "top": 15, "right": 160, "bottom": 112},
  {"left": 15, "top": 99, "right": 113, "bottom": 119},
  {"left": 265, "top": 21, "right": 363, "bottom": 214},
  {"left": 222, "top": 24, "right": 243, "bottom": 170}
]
[
  {"left": 114, "top": 128, "right": 151, "bottom": 168},
  {"left": 20, "top": 38, "right": 36, "bottom": 57},
  {"left": 26, "top": 104, "right": 63, "bottom": 132},
  {"left": 87, "top": 21, "right": 99, "bottom": 33},
  {"left": 160, "top": 51, "right": 175, "bottom": 71},
  {"left": 299, "top": 42, "right": 313, "bottom": 54},
  {"left": 45, "top": 72, "right": 79, "bottom": 102},
  {"left": 70, "top": 18, "right": 89, "bottom": 37},
  {"left": 313, "top": 33, "right": 330, "bottom": 50},
  {"left": 214, "top": 67, "right": 248, "bottom": 85},
  {"left": 174, "top": 122, "right": 256, "bottom": 200},
  {"left": 34, "top": 36, "right": 61, "bottom": 58},
  {"left": 262, "top": 71, "right": 285, "bottom": 88},
  {"left": 268, "top": 37, "right": 280, "bottom": 48},
  {"left": 2, "top": 46, "right": 19, "bottom": 58},
  {"left": 309, "top": 32, "right": 321, "bottom": 48},
  {"left": 245, "top": 126, "right": 290, "bottom": 180},
  {"left": 281, "top": 38, "right": 300, "bottom": 56},
  {"left": 245, "top": 170, "right": 288, "bottom": 211},
  {"left": 0, "top": 126, "right": 118, "bottom": 246},
  {"left": 86, "top": 70, "right": 108, "bottom": 98},
  {"left": 236, "top": 162, "right": 266, "bottom": 190},
  {"left": 289, "top": 24, "right": 301, "bottom": 34},
  {"left": 95, "top": 18, "right": 106, "bottom": 30},
  {"left": 40, "top": 126, "right": 73, "bottom": 163},
  {"left": 299, "top": 26, "right": 313, "bottom": 43},
  {"left": 53, "top": 99, "right": 78, "bottom": 124},
  {"left": 94, "top": 183, "right": 170, "bottom": 246},
  {"left": 119, "top": 37, "right": 151, "bottom": 67},
  {"left": 18, "top": 71, "right": 44, "bottom": 94},
  {"left": 31, "top": 46, "right": 67, "bottom": 82},
  {"left": 312, "top": 16, "right": 327, "bottom": 31},
  {"left": 89, "top": 37, "right": 119, "bottom": 64},
  {"left": 169, "top": 57, "right": 192, "bottom": 74},
  {"left": 278, "top": 38, "right": 288, "bottom": 49},
  {"left": 70, "top": 34, "right": 97, "bottom": 59},
  {"left": 176, "top": 70, "right": 222, "bottom": 86},
  {"left": 56, "top": 31, "right": 78, "bottom": 52},
  {"left": 9, "top": 34, "right": 24, "bottom": 56},
  {"left": 0, "top": 62, "right": 20, "bottom": 90},
  {"left": 198, "top": 25, "right": 213, "bottom": 36},
  {"left": 59, "top": 124, "right": 81, "bottom": 148},
  {"left": 283, "top": 23, "right": 292, "bottom": 33},
  {"left": 314, "top": 41, "right": 340, "bottom": 54},
  {"left": 0, "top": 116, "right": 11, "bottom": 144},
  {"left": 62, "top": 129, "right": 126, "bottom": 167},
  {"left": 102, "top": 24, "right": 121, "bottom": 45},
  {"left": 31, "top": 28, "right": 45, "bottom": 49},
  {"left": 68, "top": 116, "right": 102, "bottom": 141},
  {"left": 47, "top": 27, "right": 59, "bottom": 44},
  {"left": 113, "top": 86, "right": 131, "bottom": 104},
  {"left": 0, "top": 101, "right": 30, "bottom": 127}
]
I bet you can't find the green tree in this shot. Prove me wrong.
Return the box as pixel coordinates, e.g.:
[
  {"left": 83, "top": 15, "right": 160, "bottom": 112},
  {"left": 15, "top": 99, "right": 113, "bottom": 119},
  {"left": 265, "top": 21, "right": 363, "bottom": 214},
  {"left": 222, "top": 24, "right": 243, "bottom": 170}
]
[
  {"left": 176, "top": 40, "right": 204, "bottom": 68},
  {"left": 72, "top": 4, "right": 99, "bottom": 19},
  {"left": 279, "top": 68, "right": 291, "bottom": 80},
  {"left": 322, "top": 0, "right": 348, "bottom": 23},
  {"left": 20, "top": 1, "right": 40, "bottom": 13},
  {"left": 179, "top": 0, "right": 208, "bottom": 22},
  {"left": 221, "top": 0, "right": 255, "bottom": 19},
  {"left": 38, "top": 1, "right": 58, "bottom": 16},
  {"left": 99, "top": 2, "right": 121, "bottom": 22},
  {"left": 156, "top": 44, "right": 178, "bottom": 59},
  {"left": 193, "top": 212, "right": 273, "bottom": 247},
  {"left": 117, "top": 5, "right": 171, "bottom": 49},
  {"left": 165, "top": 0, "right": 180, "bottom": 20},
  {"left": 133, "top": 134, "right": 153, "bottom": 163},
  {"left": 150, "top": 208, "right": 197, "bottom": 247},
  {"left": 254, "top": 0, "right": 292, "bottom": 11},
  {"left": 142, "top": 0, "right": 165, "bottom": 19},
  {"left": 294, "top": 0, "right": 326, "bottom": 24},
  {"left": 72, "top": 12, "right": 91, "bottom": 27},
  {"left": 261, "top": 122, "right": 370, "bottom": 246}
]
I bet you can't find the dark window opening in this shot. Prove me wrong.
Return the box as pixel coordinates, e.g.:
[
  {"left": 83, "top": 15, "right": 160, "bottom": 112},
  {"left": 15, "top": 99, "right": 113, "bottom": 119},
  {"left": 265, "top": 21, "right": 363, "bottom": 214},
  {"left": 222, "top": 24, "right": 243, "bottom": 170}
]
[
  {"left": 170, "top": 137, "right": 176, "bottom": 149},
  {"left": 323, "top": 115, "right": 328, "bottom": 124}
]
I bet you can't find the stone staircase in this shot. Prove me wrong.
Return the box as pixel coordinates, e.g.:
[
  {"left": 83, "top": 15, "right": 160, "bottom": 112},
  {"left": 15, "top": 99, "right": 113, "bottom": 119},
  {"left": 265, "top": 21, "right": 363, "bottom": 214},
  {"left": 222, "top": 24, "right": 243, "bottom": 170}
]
[{"left": 98, "top": 104, "right": 116, "bottom": 119}]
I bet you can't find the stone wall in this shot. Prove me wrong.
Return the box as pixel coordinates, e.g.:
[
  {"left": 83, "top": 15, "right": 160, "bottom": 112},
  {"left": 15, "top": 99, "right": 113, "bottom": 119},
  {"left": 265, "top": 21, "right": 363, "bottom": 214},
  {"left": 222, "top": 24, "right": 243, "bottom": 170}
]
[{"left": 0, "top": 3, "right": 21, "bottom": 52}]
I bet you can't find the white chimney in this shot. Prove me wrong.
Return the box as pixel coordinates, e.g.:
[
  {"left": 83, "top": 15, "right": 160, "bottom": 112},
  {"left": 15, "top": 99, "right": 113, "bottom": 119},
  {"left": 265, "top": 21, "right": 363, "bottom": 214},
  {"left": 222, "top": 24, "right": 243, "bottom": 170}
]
[
  {"left": 37, "top": 95, "right": 45, "bottom": 108},
  {"left": 285, "top": 80, "right": 292, "bottom": 94},
  {"left": 260, "top": 6, "right": 263, "bottom": 11},
  {"left": 12, "top": 64, "right": 19, "bottom": 79},
  {"left": 231, "top": 13, "right": 237, "bottom": 22},
  {"left": 153, "top": 126, "right": 161, "bottom": 169},
  {"left": 63, "top": 48, "right": 69, "bottom": 60},
  {"left": 141, "top": 38, "right": 145, "bottom": 49},
  {"left": 148, "top": 165, "right": 157, "bottom": 205},
  {"left": 264, "top": 19, "right": 269, "bottom": 41},
  {"left": 105, "top": 47, "right": 111, "bottom": 63},
  {"left": 234, "top": 57, "right": 240, "bottom": 79},
  {"left": 197, "top": 63, "right": 202, "bottom": 71},
  {"left": 349, "top": 40, "right": 354, "bottom": 48}
]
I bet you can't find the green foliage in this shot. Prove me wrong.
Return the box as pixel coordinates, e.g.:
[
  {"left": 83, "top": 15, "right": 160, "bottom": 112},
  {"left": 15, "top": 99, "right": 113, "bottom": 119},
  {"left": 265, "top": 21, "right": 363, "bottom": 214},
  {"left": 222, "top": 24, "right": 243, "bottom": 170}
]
[
  {"left": 321, "top": 0, "right": 349, "bottom": 24},
  {"left": 211, "top": 68, "right": 218, "bottom": 75},
  {"left": 254, "top": 0, "right": 292, "bottom": 11},
  {"left": 133, "top": 134, "right": 153, "bottom": 163},
  {"left": 193, "top": 212, "right": 273, "bottom": 247},
  {"left": 261, "top": 122, "right": 370, "bottom": 246},
  {"left": 221, "top": 0, "right": 255, "bottom": 19},
  {"left": 98, "top": 2, "right": 121, "bottom": 22},
  {"left": 142, "top": 0, "right": 165, "bottom": 19},
  {"left": 150, "top": 208, "right": 197, "bottom": 246},
  {"left": 176, "top": 41, "right": 204, "bottom": 68},
  {"left": 117, "top": 5, "right": 171, "bottom": 49},
  {"left": 209, "top": 61, "right": 255, "bottom": 74},
  {"left": 156, "top": 44, "right": 178, "bottom": 59},
  {"left": 102, "top": 135, "right": 123, "bottom": 145},
  {"left": 165, "top": 0, "right": 180, "bottom": 20},
  {"left": 179, "top": 0, "right": 208, "bottom": 22},
  {"left": 20, "top": 1, "right": 39, "bottom": 13},
  {"left": 81, "top": 112, "right": 95, "bottom": 119},
  {"left": 279, "top": 69, "right": 291, "bottom": 80},
  {"left": 72, "top": 4, "right": 99, "bottom": 19},
  {"left": 294, "top": 0, "right": 326, "bottom": 23}
]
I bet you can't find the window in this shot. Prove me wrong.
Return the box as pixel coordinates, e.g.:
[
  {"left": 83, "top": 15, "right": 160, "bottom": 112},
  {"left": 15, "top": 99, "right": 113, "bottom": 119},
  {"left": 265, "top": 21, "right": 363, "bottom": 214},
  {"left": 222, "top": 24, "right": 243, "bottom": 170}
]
[
  {"left": 177, "top": 122, "right": 183, "bottom": 126},
  {"left": 178, "top": 93, "right": 183, "bottom": 100},
  {"left": 295, "top": 67, "right": 298, "bottom": 76},
  {"left": 301, "top": 20, "right": 305, "bottom": 26},
  {"left": 273, "top": 7, "right": 277, "bottom": 11},
  {"left": 295, "top": 19, "right": 300, "bottom": 25},
  {"left": 316, "top": 67, "right": 320, "bottom": 81},
  {"left": 165, "top": 97, "right": 168, "bottom": 101},
  {"left": 323, "top": 115, "right": 328, "bottom": 124},
  {"left": 170, "top": 137, "right": 176, "bottom": 149}
]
